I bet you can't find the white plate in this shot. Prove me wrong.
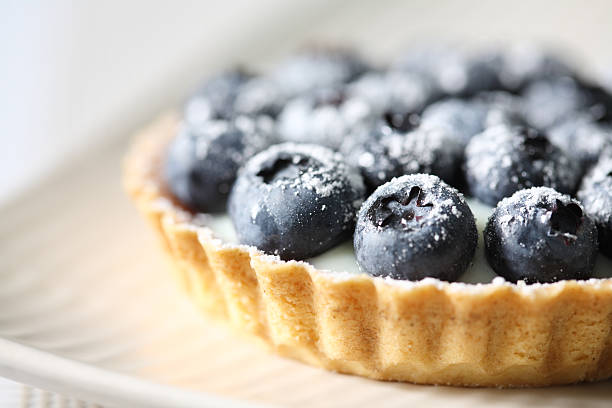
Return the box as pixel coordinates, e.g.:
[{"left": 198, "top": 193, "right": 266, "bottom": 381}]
[{"left": 0, "top": 139, "right": 611, "bottom": 408}]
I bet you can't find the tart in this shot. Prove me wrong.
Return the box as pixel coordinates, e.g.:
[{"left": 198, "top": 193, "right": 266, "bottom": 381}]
[{"left": 123, "top": 48, "right": 612, "bottom": 387}]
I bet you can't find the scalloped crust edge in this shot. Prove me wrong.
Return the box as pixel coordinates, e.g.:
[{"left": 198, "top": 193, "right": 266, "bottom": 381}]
[{"left": 122, "top": 113, "right": 612, "bottom": 387}]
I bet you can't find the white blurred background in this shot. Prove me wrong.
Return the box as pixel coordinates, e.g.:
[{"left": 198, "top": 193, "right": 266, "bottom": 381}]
[{"left": 2, "top": 0, "right": 612, "bottom": 205}]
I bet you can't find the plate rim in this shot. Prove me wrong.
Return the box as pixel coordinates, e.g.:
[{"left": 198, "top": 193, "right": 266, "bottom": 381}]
[{"left": 0, "top": 337, "right": 265, "bottom": 408}]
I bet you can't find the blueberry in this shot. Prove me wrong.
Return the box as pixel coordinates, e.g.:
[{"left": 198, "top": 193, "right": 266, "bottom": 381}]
[
  {"left": 184, "top": 69, "right": 252, "bottom": 126},
  {"left": 342, "top": 119, "right": 464, "bottom": 192},
  {"left": 394, "top": 47, "right": 499, "bottom": 96},
  {"left": 421, "top": 94, "right": 528, "bottom": 148},
  {"left": 580, "top": 81, "right": 612, "bottom": 123},
  {"left": 497, "top": 44, "right": 573, "bottom": 91},
  {"left": 228, "top": 143, "right": 366, "bottom": 260},
  {"left": 464, "top": 125, "right": 580, "bottom": 206},
  {"left": 577, "top": 153, "right": 612, "bottom": 258},
  {"left": 455, "top": 51, "right": 503, "bottom": 95},
  {"left": 522, "top": 74, "right": 612, "bottom": 128},
  {"left": 420, "top": 98, "right": 489, "bottom": 147},
  {"left": 239, "top": 50, "right": 368, "bottom": 124},
  {"left": 277, "top": 86, "right": 374, "bottom": 150},
  {"left": 419, "top": 94, "right": 525, "bottom": 192},
  {"left": 232, "top": 76, "right": 287, "bottom": 118},
  {"left": 354, "top": 174, "right": 477, "bottom": 281},
  {"left": 346, "top": 70, "right": 440, "bottom": 118},
  {"left": 272, "top": 49, "right": 368, "bottom": 97},
  {"left": 474, "top": 91, "right": 527, "bottom": 127},
  {"left": 521, "top": 76, "right": 591, "bottom": 129},
  {"left": 484, "top": 187, "right": 599, "bottom": 283},
  {"left": 398, "top": 125, "right": 466, "bottom": 187},
  {"left": 165, "top": 116, "right": 277, "bottom": 213},
  {"left": 341, "top": 123, "right": 409, "bottom": 192},
  {"left": 548, "top": 114, "right": 612, "bottom": 173}
]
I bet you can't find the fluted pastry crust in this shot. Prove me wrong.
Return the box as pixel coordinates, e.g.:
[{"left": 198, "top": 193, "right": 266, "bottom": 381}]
[{"left": 123, "top": 113, "right": 612, "bottom": 387}]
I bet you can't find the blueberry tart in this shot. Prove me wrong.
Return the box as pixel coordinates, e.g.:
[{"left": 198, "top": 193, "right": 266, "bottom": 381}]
[{"left": 124, "top": 48, "right": 612, "bottom": 388}]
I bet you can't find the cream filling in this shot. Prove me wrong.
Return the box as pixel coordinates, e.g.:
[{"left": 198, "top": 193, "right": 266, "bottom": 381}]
[{"left": 206, "top": 198, "right": 612, "bottom": 283}]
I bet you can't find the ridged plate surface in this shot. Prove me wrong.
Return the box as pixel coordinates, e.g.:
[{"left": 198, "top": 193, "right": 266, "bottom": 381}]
[{"left": 1, "top": 137, "right": 612, "bottom": 407}]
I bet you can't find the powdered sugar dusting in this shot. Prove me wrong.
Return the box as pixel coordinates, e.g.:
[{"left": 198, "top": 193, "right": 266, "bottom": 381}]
[
  {"left": 465, "top": 125, "right": 580, "bottom": 206},
  {"left": 243, "top": 142, "right": 365, "bottom": 200},
  {"left": 155, "top": 192, "right": 612, "bottom": 286}
]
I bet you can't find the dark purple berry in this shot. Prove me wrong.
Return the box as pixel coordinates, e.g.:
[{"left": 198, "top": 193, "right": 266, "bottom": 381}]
[
  {"left": 355, "top": 174, "right": 477, "bottom": 281},
  {"left": 521, "top": 76, "right": 591, "bottom": 129},
  {"left": 549, "top": 114, "right": 612, "bottom": 173},
  {"left": 165, "top": 116, "right": 276, "bottom": 213},
  {"left": 464, "top": 125, "right": 580, "bottom": 206},
  {"left": 228, "top": 143, "right": 365, "bottom": 260},
  {"left": 277, "top": 86, "right": 373, "bottom": 149},
  {"left": 484, "top": 187, "right": 599, "bottom": 283},
  {"left": 272, "top": 49, "right": 368, "bottom": 96},
  {"left": 497, "top": 45, "right": 573, "bottom": 91},
  {"left": 184, "top": 69, "right": 252, "bottom": 126},
  {"left": 394, "top": 47, "right": 499, "bottom": 96},
  {"left": 577, "top": 153, "right": 612, "bottom": 258}
]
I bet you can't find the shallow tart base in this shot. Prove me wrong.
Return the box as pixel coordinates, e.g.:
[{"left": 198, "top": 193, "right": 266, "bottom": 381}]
[{"left": 123, "top": 113, "right": 612, "bottom": 387}]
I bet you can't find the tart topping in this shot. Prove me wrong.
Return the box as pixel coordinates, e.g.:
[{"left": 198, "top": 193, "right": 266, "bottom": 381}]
[
  {"left": 393, "top": 46, "right": 500, "bottom": 96},
  {"left": 271, "top": 49, "right": 368, "bottom": 96},
  {"left": 369, "top": 186, "right": 433, "bottom": 229},
  {"left": 347, "top": 70, "right": 439, "bottom": 120},
  {"left": 496, "top": 44, "right": 573, "bottom": 91},
  {"left": 277, "top": 86, "right": 370, "bottom": 150},
  {"left": 343, "top": 120, "right": 464, "bottom": 192},
  {"left": 464, "top": 124, "right": 580, "bottom": 206},
  {"left": 548, "top": 200, "right": 583, "bottom": 243},
  {"left": 165, "top": 115, "right": 277, "bottom": 213},
  {"left": 382, "top": 110, "right": 420, "bottom": 133},
  {"left": 420, "top": 98, "right": 489, "bottom": 147},
  {"left": 340, "top": 125, "right": 404, "bottom": 193},
  {"left": 228, "top": 143, "right": 365, "bottom": 260},
  {"left": 164, "top": 46, "right": 612, "bottom": 283},
  {"left": 184, "top": 69, "right": 252, "bottom": 126},
  {"left": 548, "top": 114, "right": 612, "bottom": 172},
  {"left": 577, "top": 153, "right": 612, "bottom": 258},
  {"left": 484, "top": 187, "right": 598, "bottom": 283},
  {"left": 354, "top": 174, "right": 477, "bottom": 282},
  {"left": 521, "top": 76, "right": 592, "bottom": 129}
]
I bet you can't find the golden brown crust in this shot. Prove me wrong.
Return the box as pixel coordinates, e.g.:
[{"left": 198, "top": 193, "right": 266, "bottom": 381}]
[{"left": 122, "top": 113, "right": 612, "bottom": 387}]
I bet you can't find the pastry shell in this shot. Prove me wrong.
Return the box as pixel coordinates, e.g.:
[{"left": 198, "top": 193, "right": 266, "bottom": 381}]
[{"left": 123, "top": 113, "right": 612, "bottom": 387}]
